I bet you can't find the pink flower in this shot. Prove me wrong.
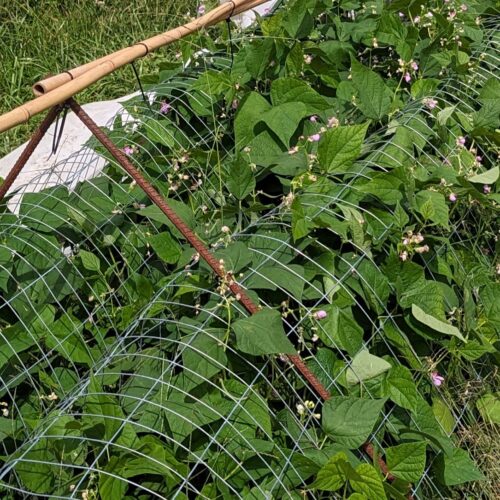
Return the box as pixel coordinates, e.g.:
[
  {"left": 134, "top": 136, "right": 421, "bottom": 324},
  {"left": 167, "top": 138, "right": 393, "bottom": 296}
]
[
  {"left": 404, "top": 72, "right": 411, "bottom": 83},
  {"left": 314, "top": 310, "right": 327, "bottom": 320},
  {"left": 414, "top": 15, "right": 420, "bottom": 23},
  {"left": 423, "top": 98, "right": 438, "bottom": 109},
  {"left": 398, "top": 12, "right": 405, "bottom": 18},
  {"left": 197, "top": 4, "right": 206, "bottom": 15},
  {"left": 475, "top": 155, "right": 482, "bottom": 163},
  {"left": 308, "top": 133, "right": 321, "bottom": 142},
  {"left": 123, "top": 145, "right": 134, "bottom": 156},
  {"left": 460, "top": 4, "right": 468, "bottom": 11},
  {"left": 449, "top": 193, "right": 457, "bottom": 202},
  {"left": 231, "top": 99, "right": 239, "bottom": 110},
  {"left": 304, "top": 54, "right": 313, "bottom": 64},
  {"left": 160, "top": 101, "right": 171, "bottom": 114},
  {"left": 448, "top": 10, "right": 456, "bottom": 20},
  {"left": 288, "top": 146, "right": 299, "bottom": 155},
  {"left": 431, "top": 371, "right": 445, "bottom": 387},
  {"left": 483, "top": 185, "right": 491, "bottom": 194},
  {"left": 456, "top": 136, "right": 466, "bottom": 147},
  {"left": 410, "top": 61, "right": 419, "bottom": 71},
  {"left": 309, "top": 115, "right": 318, "bottom": 123},
  {"left": 327, "top": 116, "right": 339, "bottom": 128},
  {"left": 399, "top": 251, "right": 408, "bottom": 261}
]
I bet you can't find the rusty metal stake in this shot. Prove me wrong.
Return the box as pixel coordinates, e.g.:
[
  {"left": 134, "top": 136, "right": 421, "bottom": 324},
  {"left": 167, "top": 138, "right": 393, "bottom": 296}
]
[
  {"left": 67, "top": 97, "right": 399, "bottom": 485},
  {"left": 0, "top": 105, "right": 62, "bottom": 203},
  {"left": 67, "top": 98, "right": 332, "bottom": 394}
]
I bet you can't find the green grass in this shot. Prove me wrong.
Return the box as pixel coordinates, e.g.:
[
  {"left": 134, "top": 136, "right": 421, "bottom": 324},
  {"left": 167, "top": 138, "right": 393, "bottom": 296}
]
[{"left": 0, "top": 0, "right": 197, "bottom": 157}]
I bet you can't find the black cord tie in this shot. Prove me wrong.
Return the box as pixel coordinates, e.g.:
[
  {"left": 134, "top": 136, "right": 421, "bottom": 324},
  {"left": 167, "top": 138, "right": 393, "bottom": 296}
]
[
  {"left": 51, "top": 103, "right": 69, "bottom": 156},
  {"left": 131, "top": 61, "right": 152, "bottom": 111}
]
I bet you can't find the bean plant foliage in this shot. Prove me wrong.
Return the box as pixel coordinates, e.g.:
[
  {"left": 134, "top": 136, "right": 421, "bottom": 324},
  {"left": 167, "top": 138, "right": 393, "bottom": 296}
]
[{"left": 0, "top": 0, "right": 499, "bottom": 499}]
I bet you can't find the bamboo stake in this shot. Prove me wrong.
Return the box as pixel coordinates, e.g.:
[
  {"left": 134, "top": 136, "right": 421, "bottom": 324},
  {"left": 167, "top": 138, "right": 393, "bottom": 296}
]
[
  {"left": 33, "top": 0, "right": 266, "bottom": 96},
  {"left": 32, "top": 47, "right": 131, "bottom": 96},
  {"left": 0, "top": 0, "right": 267, "bottom": 134}
]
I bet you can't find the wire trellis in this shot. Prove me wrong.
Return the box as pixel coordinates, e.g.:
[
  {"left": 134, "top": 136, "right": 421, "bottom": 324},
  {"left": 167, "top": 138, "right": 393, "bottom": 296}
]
[{"left": 0, "top": 4, "right": 498, "bottom": 500}]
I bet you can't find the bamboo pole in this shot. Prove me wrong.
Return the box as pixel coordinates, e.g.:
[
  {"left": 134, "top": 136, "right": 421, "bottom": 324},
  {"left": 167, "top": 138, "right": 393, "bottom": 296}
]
[
  {"left": 0, "top": 0, "right": 267, "bottom": 134},
  {"left": 33, "top": 0, "right": 266, "bottom": 96},
  {"left": 32, "top": 47, "right": 131, "bottom": 96}
]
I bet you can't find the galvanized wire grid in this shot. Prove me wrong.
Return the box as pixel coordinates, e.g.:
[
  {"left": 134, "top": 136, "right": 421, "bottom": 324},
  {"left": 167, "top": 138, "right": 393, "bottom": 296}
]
[{"left": 0, "top": 12, "right": 498, "bottom": 500}]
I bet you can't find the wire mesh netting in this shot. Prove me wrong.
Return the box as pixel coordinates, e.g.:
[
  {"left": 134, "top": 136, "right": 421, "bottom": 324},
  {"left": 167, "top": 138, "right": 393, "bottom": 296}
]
[{"left": 0, "top": 1, "right": 499, "bottom": 499}]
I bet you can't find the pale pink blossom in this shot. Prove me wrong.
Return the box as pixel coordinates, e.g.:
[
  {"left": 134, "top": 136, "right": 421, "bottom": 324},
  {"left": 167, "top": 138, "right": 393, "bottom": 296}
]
[
  {"left": 288, "top": 146, "right": 299, "bottom": 155},
  {"left": 414, "top": 15, "right": 421, "bottom": 23},
  {"left": 404, "top": 72, "right": 411, "bottom": 83},
  {"left": 123, "top": 145, "right": 135, "bottom": 156},
  {"left": 314, "top": 310, "right": 327, "bottom": 320},
  {"left": 456, "top": 136, "right": 466, "bottom": 147},
  {"left": 160, "top": 101, "right": 171, "bottom": 114},
  {"left": 309, "top": 115, "right": 318, "bottom": 123},
  {"left": 400, "top": 251, "right": 408, "bottom": 261},
  {"left": 308, "top": 133, "right": 321, "bottom": 142},
  {"left": 460, "top": 4, "right": 468, "bottom": 11},
  {"left": 197, "top": 4, "right": 206, "bottom": 15},
  {"left": 327, "top": 116, "right": 339, "bottom": 128},
  {"left": 431, "top": 371, "right": 445, "bottom": 387},
  {"left": 304, "top": 54, "right": 313, "bottom": 64},
  {"left": 410, "top": 61, "right": 419, "bottom": 71},
  {"left": 483, "top": 185, "right": 491, "bottom": 194},
  {"left": 231, "top": 99, "right": 239, "bottom": 110},
  {"left": 423, "top": 98, "right": 438, "bottom": 109},
  {"left": 475, "top": 155, "right": 482, "bottom": 163},
  {"left": 449, "top": 193, "right": 457, "bottom": 202}
]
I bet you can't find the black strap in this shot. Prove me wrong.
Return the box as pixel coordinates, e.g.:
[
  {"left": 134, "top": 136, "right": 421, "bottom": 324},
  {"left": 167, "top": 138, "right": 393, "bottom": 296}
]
[
  {"left": 131, "top": 61, "right": 152, "bottom": 110},
  {"left": 51, "top": 103, "right": 69, "bottom": 156}
]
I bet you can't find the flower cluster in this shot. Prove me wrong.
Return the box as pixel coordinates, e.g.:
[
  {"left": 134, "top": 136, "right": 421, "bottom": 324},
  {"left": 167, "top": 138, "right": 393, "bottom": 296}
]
[
  {"left": 296, "top": 400, "right": 321, "bottom": 419},
  {"left": 122, "top": 145, "right": 136, "bottom": 156},
  {"left": 397, "top": 58, "right": 419, "bottom": 83},
  {"left": 399, "top": 232, "right": 430, "bottom": 261}
]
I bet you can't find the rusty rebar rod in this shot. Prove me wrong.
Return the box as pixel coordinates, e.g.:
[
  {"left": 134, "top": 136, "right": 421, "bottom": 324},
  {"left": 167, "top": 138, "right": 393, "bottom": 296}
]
[
  {"left": 67, "top": 97, "right": 331, "bottom": 398},
  {"left": 0, "top": 106, "right": 61, "bottom": 203},
  {"left": 68, "top": 97, "right": 399, "bottom": 487}
]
